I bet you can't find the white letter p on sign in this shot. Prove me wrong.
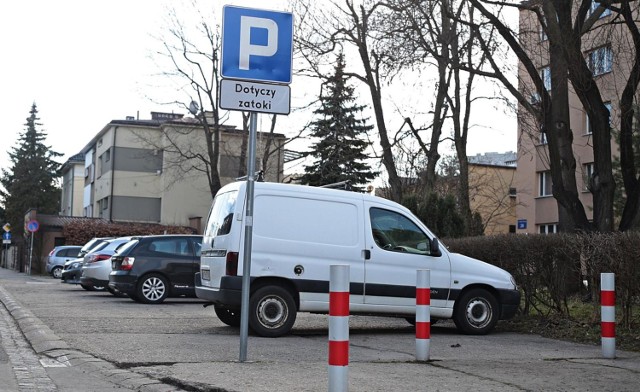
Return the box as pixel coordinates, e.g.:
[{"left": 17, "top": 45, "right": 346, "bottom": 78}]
[{"left": 239, "top": 16, "right": 278, "bottom": 70}]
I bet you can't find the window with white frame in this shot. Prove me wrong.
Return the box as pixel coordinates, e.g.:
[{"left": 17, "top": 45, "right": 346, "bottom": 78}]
[
  {"left": 539, "top": 223, "right": 558, "bottom": 234},
  {"left": 585, "top": 101, "right": 612, "bottom": 134},
  {"left": 589, "top": 1, "right": 611, "bottom": 18},
  {"left": 538, "top": 171, "right": 553, "bottom": 197},
  {"left": 588, "top": 46, "right": 612, "bottom": 76},
  {"left": 583, "top": 163, "right": 594, "bottom": 191},
  {"left": 540, "top": 66, "right": 551, "bottom": 91}
]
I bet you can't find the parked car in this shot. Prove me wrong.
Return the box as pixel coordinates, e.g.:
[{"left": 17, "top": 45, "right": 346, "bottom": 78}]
[
  {"left": 45, "top": 245, "right": 82, "bottom": 278},
  {"left": 77, "top": 237, "right": 114, "bottom": 258},
  {"left": 79, "top": 237, "right": 132, "bottom": 295},
  {"left": 61, "top": 237, "right": 113, "bottom": 290},
  {"left": 109, "top": 235, "right": 202, "bottom": 304}
]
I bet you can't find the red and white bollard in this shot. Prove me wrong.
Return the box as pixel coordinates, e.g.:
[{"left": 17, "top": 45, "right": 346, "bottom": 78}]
[
  {"left": 329, "top": 265, "right": 349, "bottom": 391},
  {"left": 601, "top": 273, "right": 616, "bottom": 359},
  {"left": 416, "top": 269, "right": 431, "bottom": 361}
]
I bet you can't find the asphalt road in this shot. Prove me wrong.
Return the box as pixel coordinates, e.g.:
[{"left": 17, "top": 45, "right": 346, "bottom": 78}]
[{"left": 1, "top": 267, "right": 639, "bottom": 391}]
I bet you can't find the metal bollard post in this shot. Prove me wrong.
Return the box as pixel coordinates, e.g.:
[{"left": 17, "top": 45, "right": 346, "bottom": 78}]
[
  {"left": 601, "top": 273, "right": 616, "bottom": 359},
  {"left": 416, "top": 269, "right": 431, "bottom": 361},
  {"left": 329, "top": 265, "right": 349, "bottom": 392}
]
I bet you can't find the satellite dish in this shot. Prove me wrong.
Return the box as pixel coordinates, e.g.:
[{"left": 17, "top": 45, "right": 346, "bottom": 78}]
[{"left": 188, "top": 100, "right": 200, "bottom": 115}]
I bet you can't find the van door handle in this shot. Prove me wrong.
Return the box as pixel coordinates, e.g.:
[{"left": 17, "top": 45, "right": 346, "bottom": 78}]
[{"left": 363, "top": 250, "right": 371, "bottom": 260}]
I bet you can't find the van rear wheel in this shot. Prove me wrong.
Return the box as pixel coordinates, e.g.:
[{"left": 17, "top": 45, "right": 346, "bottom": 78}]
[
  {"left": 249, "top": 286, "right": 297, "bottom": 337},
  {"left": 214, "top": 306, "right": 241, "bottom": 327},
  {"left": 453, "top": 288, "right": 498, "bottom": 335}
]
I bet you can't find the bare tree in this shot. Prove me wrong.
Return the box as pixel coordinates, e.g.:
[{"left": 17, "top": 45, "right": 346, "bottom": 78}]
[
  {"left": 295, "top": 0, "right": 404, "bottom": 201},
  {"left": 148, "top": 4, "right": 226, "bottom": 197},
  {"left": 459, "top": 0, "right": 640, "bottom": 232},
  {"left": 461, "top": 0, "right": 638, "bottom": 231}
]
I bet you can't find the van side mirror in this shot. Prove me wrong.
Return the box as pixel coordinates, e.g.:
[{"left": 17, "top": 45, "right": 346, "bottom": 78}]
[{"left": 430, "top": 238, "right": 442, "bottom": 257}]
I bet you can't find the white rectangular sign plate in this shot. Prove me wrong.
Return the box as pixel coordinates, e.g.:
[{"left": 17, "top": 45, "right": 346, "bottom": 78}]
[{"left": 219, "top": 79, "right": 291, "bottom": 115}]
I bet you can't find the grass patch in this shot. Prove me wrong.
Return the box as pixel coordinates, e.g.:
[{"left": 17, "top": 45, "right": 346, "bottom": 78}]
[{"left": 496, "top": 298, "right": 640, "bottom": 352}]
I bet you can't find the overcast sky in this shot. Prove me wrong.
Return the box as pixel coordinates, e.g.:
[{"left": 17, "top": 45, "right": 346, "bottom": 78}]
[{"left": 1, "top": 0, "right": 516, "bottom": 179}]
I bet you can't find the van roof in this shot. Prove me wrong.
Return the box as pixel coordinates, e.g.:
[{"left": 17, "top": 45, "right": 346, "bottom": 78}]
[{"left": 218, "top": 181, "right": 398, "bottom": 207}]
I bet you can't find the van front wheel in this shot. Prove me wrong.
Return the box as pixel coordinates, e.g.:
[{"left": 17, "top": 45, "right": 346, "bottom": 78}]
[
  {"left": 453, "top": 288, "right": 498, "bottom": 335},
  {"left": 249, "top": 286, "right": 297, "bottom": 337}
]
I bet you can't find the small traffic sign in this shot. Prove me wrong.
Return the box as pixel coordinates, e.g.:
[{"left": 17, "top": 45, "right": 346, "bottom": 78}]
[
  {"left": 2, "top": 232, "right": 10, "bottom": 241},
  {"left": 2, "top": 223, "right": 10, "bottom": 232},
  {"left": 221, "top": 6, "right": 293, "bottom": 84},
  {"left": 219, "top": 79, "right": 290, "bottom": 114},
  {"left": 26, "top": 220, "right": 39, "bottom": 233}
]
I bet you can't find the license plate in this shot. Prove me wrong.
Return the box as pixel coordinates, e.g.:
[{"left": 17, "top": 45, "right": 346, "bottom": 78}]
[{"left": 201, "top": 269, "right": 210, "bottom": 281}]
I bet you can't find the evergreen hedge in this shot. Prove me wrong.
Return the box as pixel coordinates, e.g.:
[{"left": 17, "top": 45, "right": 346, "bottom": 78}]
[{"left": 445, "top": 233, "right": 640, "bottom": 327}]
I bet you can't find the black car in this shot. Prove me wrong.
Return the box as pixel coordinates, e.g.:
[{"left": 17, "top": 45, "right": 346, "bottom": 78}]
[{"left": 109, "top": 235, "right": 202, "bottom": 304}]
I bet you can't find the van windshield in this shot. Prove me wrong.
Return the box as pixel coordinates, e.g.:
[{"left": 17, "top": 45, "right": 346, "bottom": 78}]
[{"left": 205, "top": 190, "right": 238, "bottom": 237}]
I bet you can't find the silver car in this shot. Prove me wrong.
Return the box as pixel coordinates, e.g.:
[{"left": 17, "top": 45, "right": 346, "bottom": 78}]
[
  {"left": 79, "top": 237, "right": 132, "bottom": 295},
  {"left": 45, "top": 245, "right": 82, "bottom": 278}
]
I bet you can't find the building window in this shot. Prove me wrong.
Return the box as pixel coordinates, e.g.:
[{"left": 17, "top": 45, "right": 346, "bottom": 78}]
[
  {"left": 538, "top": 171, "right": 553, "bottom": 197},
  {"left": 539, "top": 223, "right": 558, "bottom": 234},
  {"left": 589, "top": 1, "right": 611, "bottom": 18},
  {"left": 99, "top": 197, "right": 109, "bottom": 210},
  {"left": 585, "top": 102, "right": 612, "bottom": 134},
  {"left": 583, "top": 163, "right": 594, "bottom": 191},
  {"left": 539, "top": 129, "right": 548, "bottom": 145},
  {"left": 587, "top": 46, "right": 612, "bottom": 76},
  {"left": 509, "top": 225, "right": 516, "bottom": 234},
  {"left": 104, "top": 149, "right": 111, "bottom": 162},
  {"left": 509, "top": 187, "right": 517, "bottom": 198},
  {"left": 539, "top": 17, "right": 548, "bottom": 42},
  {"left": 540, "top": 66, "right": 551, "bottom": 91}
]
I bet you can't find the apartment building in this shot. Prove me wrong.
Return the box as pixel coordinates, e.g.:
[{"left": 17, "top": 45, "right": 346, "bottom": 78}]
[
  {"left": 468, "top": 152, "right": 517, "bottom": 235},
  {"left": 515, "top": 2, "right": 626, "bottom": 234},
  {"left": 61, "top": 111, "right": 286, "bottom": 232},
  {"left": 59, "top": 152, "right": 85, "bottom": 217}
]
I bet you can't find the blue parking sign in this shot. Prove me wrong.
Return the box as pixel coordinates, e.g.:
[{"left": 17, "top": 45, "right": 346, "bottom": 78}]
[{"left": 221, "top": 6, "right": 293, "bottom": 84}]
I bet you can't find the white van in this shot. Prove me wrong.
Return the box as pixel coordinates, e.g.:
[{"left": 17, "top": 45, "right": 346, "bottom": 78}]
[{"left": 196, "top": 181, "right": 520, "bottom": 337}]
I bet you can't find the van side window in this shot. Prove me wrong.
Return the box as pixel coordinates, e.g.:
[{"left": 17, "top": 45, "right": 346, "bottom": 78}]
[
  {"left": 205, "top": 191, "right": 238, "bottom": 237},
  {"left": 370, "top": 208, "right": 430, "bottom": 255}
]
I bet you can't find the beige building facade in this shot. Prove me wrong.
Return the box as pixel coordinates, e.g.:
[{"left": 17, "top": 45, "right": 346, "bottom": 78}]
[
  {"left": 59, "top": 153, "right": 85, "bottom": 217},
  {"left": 468, "top": 152, "right": 517, "bottom": 235},
  {"left": 60, "top": 112, "right": 286, "bottom": 233},
  {"left": 515, "top": 3, "right": 627, "bottom": 234}
]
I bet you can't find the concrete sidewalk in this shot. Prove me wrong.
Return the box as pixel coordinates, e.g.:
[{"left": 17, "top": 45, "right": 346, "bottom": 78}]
[{"left": 1, "top": 266, "right": 639, "bottom": 391}]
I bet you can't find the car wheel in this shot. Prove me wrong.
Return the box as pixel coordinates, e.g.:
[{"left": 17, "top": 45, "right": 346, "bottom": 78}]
[
  {"left": 51, "top": 266, "right": 63, "bottom": 279},
  {"left": 452, "top": 288, "right": 499, "bottom": 335},
  {"left": 249, "top": 285, "right": 296, "bottom": 337},
  {"left": 214, "top": 306, "right": 241, "bottom": 327},
  {"left": 137, "top": 274, "right": 169, "bottom": 304}
]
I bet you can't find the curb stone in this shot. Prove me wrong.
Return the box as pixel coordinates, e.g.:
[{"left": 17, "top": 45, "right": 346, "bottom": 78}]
[{"left": 0, "top": 284, "right": 188, "bottom": 391}]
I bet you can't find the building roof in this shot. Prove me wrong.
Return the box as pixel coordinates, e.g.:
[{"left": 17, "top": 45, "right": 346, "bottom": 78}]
[
  {"left": 38, "top": 215, "right": 109, "bottom": 229},
  {"left": 59, "top": 152, "right": 85, "bottom": 173},
  {"left": 468, "top": 151, "right": 517, "bottom": 167},
  {"left": 80, "top": 112, "right": 286, "bottom": 155}
]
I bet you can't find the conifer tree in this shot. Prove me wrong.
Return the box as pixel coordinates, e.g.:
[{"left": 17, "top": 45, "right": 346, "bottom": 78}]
[
  {"left": 0, "top": 103, "right": 62, "bottom": 235},
  {"left": 300, "top": 53, "right": 377, "bottom": 188}
]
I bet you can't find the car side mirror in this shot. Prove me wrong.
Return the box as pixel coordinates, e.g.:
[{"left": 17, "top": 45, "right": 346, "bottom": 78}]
[{"left": 430, "top": 238, "right": 442, "bottom": 257}]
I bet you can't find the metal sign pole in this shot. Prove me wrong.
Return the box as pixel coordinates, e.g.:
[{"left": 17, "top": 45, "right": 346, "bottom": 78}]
[
  {"left": 28, "top": 232, "right": 34, "bottom": 275},
  {"left": 239, "top": 111, "right": 258, "bottom": 362}
]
